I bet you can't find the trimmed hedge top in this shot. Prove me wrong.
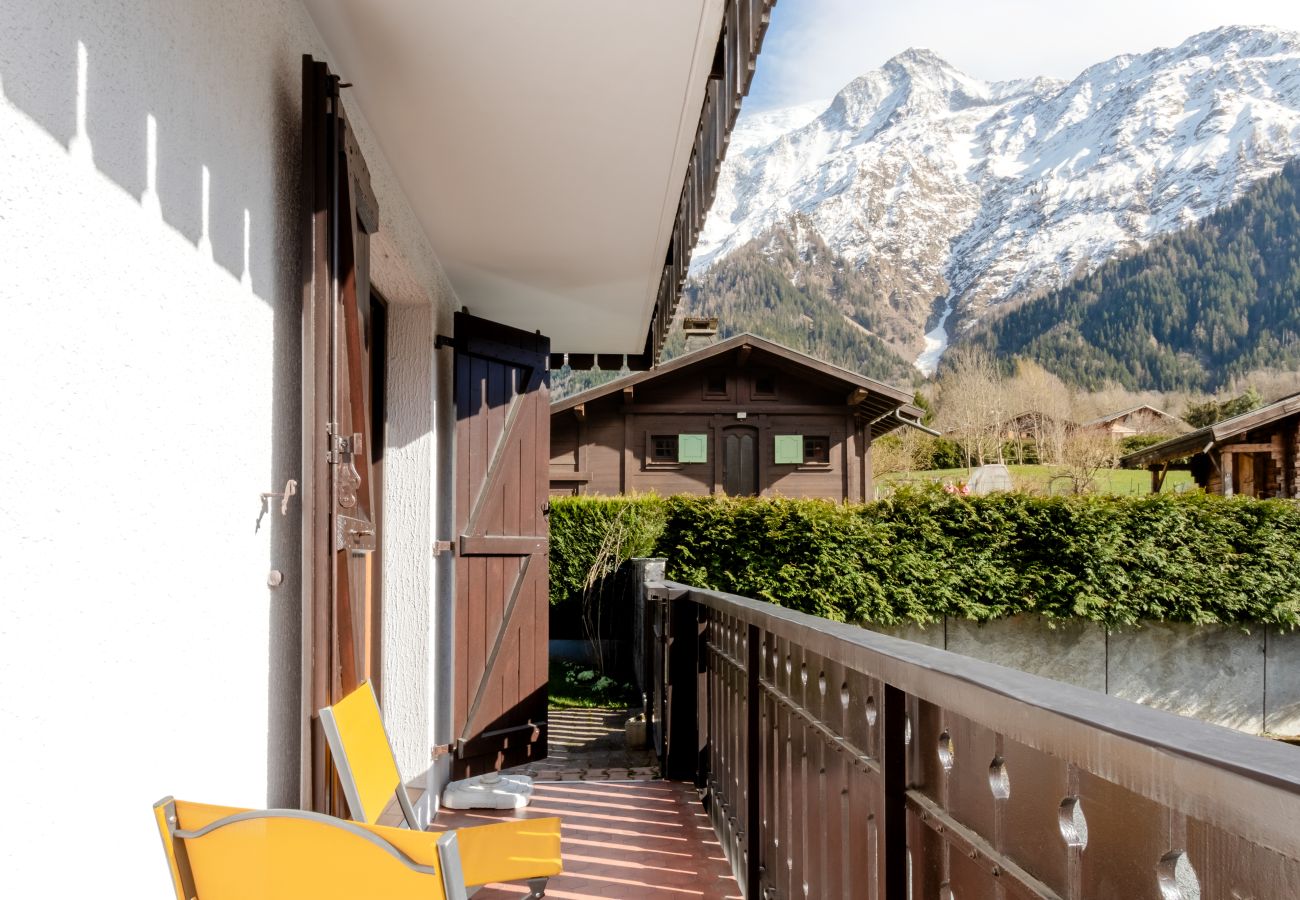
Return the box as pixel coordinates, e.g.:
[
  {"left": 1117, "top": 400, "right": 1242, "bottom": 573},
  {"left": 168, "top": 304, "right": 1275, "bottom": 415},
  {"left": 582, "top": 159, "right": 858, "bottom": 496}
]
[{"left": 548, "top": 491, "right": 1300, "bottom": 629}]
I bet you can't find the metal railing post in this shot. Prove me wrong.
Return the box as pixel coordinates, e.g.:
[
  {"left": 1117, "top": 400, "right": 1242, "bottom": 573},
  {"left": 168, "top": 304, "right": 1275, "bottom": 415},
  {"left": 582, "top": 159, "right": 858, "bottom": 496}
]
[
  {"left": 882, "top": 684, "right": 908, "bottom": 899},
  {"left": 662, "top": 589, "right": 702, "bottom": 781},
  {"left": 745, "top": 622, "right": 762, "bottom": 896}
]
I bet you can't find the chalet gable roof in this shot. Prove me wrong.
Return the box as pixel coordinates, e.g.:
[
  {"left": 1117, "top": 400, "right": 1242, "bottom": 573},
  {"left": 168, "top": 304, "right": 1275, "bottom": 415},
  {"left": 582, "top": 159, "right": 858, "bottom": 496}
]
[
  {"left": 552, "top": 333, "right": 921, "bottom": 438},
  {"left": 1083, "top": 404, "right": 1188, "bottom": 429}
]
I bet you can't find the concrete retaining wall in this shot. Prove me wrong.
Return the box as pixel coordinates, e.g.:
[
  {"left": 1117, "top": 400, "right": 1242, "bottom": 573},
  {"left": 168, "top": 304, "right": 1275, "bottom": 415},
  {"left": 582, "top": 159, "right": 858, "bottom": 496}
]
[{"left": 867, "top": 617, "right": 1300, "bottom": 738}]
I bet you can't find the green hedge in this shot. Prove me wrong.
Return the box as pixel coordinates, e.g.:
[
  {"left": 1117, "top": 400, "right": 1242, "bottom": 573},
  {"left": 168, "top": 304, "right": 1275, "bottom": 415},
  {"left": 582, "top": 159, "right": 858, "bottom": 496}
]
[{"left": 549, "top": 490, "right": 1300, "bottom": 629}]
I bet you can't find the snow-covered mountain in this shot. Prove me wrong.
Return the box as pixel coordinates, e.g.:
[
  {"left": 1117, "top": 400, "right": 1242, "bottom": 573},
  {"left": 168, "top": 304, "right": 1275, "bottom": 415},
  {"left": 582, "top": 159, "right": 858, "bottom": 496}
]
[{"left": 692, "top": 26, "right": 1300, "bottom": 375}]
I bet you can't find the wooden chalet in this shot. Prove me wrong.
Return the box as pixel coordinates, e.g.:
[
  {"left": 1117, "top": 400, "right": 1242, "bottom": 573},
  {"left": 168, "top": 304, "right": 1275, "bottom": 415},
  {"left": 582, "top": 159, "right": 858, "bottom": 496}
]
[
  {"left": 1002, "top": 410, "right": 1076, "bottom": 441},
  {"left": 1084, "top": 404, "right": 1189, "bottom": 438},
  {"left": 1121, "top": 392, "right": 1300, "bottom": 496},
  {"left": 550, "top": 334, "right": 922, "bottom": 502}
]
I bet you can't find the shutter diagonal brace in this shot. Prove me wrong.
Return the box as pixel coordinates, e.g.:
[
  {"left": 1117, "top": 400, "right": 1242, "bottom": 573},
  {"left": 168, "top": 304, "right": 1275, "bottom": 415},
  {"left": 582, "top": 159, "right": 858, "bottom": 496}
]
[
  {"left": 462, "top": 364, "right": 537, "bottom": 541},
  {"left": 457, "top": 553, "right": 535, "bottom": 750}
]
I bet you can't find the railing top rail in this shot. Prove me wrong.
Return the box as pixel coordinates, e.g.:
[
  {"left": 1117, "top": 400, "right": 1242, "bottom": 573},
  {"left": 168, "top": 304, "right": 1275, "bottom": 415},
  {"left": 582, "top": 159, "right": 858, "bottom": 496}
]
[{"left": 656, "top": 579, "right": 1300, "bottom": 859}]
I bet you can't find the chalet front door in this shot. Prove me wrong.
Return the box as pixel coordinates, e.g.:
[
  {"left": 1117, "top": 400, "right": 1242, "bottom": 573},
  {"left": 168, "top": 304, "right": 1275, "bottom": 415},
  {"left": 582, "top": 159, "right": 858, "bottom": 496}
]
[
  {"left": 723, "top": 425, "right": 759, "bottom": 496},
  {"left": 452, "top": 312, "right": 551, "bottom": 777},
  {"left": 302, "top": 56, "right": 385, "bottom": 814}
]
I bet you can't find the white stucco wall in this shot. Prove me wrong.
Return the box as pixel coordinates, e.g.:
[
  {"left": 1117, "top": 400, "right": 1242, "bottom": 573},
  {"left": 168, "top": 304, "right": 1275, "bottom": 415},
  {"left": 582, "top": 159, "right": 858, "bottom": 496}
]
[{"left": 0, "top": 1, "right": 454, "bottom": 894}]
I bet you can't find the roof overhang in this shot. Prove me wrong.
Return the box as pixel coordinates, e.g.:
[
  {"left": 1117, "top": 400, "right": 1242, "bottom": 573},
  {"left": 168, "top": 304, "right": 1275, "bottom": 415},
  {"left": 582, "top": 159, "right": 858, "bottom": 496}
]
[
  {"left": 552, "top": 333, "right": 920, "bottom": 439},
  {"left": 304, "top": 1, "right": 775, "bottom": 363},
  {"left": 1121, "top": 393, "right": 1300, "bottom": 468}
]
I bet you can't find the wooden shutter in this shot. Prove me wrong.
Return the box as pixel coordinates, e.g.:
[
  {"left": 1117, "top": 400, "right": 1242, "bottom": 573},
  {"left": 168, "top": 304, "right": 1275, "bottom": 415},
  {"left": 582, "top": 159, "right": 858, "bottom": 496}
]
[
  {"left": 301, "top": 56, "right": 384, "bottom": 813},
  {"left": 452, "top": 311, "right": 550, "bottom": 777}
]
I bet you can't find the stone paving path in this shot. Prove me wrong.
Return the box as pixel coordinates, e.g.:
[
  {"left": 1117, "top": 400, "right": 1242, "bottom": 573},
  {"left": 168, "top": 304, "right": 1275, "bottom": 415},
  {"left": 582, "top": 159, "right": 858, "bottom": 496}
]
[{"left": 511, "top": 706, "right": 660, "bottom": 782}]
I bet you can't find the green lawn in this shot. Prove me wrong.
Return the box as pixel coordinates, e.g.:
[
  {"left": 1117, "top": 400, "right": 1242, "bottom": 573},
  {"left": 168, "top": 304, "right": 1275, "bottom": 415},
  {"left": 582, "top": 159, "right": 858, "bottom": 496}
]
[
  {"left": 879, "top": 464, "right": 1194, "bottom": 496},
  {"left": 548, "top": 657, "right": 640, "bottom": 709}
]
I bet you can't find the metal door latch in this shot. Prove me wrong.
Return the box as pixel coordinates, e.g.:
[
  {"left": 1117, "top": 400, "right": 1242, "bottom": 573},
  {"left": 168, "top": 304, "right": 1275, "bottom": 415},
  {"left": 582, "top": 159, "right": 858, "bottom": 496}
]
[
  {"left": 330, "top": 427, "right": 364, "bottom": 508},
  {"left": 335, "top": 513, "right": 377, "bottom": 554}
]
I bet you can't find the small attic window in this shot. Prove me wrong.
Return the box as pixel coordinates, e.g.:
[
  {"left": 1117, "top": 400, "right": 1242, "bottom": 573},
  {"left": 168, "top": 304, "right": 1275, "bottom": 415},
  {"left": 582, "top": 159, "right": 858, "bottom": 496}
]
[
  {"left": 752, "top": 372, "right": 777, "bottom": 399},
  {"left": 704, "top": 371, "right": 728, "bottom": 398}
]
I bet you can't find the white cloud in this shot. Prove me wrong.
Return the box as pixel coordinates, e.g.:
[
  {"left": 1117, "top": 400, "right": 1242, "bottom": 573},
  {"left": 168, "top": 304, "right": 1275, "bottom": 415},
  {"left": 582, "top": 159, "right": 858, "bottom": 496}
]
[{"left": 748, "top": 0, "right": 1300, "bottom": 109}]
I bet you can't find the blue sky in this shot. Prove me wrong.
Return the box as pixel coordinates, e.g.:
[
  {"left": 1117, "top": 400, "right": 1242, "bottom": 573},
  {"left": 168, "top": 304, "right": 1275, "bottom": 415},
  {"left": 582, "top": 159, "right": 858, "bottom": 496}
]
[{"left": 747, "top": 0, "right": 1300, "bottom": 110}]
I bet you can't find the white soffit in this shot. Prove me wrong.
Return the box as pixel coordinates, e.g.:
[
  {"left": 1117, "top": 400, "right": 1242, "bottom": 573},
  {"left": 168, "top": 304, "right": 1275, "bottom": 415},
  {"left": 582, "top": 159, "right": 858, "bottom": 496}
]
[{"left": 305, "top": 1, "right": 727, "bottom": 354}]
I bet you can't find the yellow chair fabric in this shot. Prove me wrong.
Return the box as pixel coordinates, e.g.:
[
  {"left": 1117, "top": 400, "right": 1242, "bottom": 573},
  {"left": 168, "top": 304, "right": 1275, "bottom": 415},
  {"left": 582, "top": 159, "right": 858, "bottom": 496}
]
[
  {"left": 446, "top": 816, "right": 563, "bottom": 886},
  {"left": 316, "top": 682, "right": 563, "bottom": 890},
  {"left": 320, "top": 681, "right": 405, "bottom": 825},
  {"left": 154, "top": 798, "right": 455, "bottom": 900}
]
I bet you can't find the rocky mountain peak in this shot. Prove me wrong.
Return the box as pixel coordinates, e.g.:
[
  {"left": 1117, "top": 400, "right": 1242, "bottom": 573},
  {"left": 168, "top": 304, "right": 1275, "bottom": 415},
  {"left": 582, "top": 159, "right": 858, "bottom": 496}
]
[{"left": 692, "top": 25, "right": 1300, "bottom": 375}]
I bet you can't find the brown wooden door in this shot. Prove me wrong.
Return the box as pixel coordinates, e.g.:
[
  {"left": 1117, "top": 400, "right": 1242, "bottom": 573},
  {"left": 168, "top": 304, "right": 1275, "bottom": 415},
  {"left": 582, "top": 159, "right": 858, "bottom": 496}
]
[
  {"left": 723, "top": 426, "right": 759, "bottom": 496},
  {"left": 302, "top": 56, "right": 385, "bottom": 813},
  {"left": 452, "top": 311, "right": 550, "bottom": 777}
]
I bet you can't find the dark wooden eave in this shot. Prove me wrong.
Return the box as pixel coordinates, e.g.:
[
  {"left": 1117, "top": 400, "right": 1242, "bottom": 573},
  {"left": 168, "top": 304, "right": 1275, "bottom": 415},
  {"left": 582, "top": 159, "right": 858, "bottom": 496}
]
[
  {"left": 551, "top": 0, "right": 778, "bottom": 372},
  {"left": 1120, "top": 391, "right": 1300, "bottom": 468},
  {"left": 552, "top": 333, "right": 922, "bottom": 440}
]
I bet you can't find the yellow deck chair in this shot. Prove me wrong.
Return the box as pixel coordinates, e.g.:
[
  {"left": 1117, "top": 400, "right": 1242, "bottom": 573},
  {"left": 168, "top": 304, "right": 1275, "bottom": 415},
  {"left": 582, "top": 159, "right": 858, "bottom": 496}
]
[
  {"left": 153, "top": 796, "right": 559, "bottom": 900},
  {"left": 319, "top": 681, "right": 560, "bottom": 898}
]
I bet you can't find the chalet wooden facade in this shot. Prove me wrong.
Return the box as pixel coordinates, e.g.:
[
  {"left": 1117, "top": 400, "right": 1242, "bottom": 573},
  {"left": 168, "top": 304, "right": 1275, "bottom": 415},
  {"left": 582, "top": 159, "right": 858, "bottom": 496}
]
[
  {"left": 550, "top": 334, "right": 920, "bottom": 502},
  {"left": 1121, "top": 392, "right": 1300, "bottom": 497}
]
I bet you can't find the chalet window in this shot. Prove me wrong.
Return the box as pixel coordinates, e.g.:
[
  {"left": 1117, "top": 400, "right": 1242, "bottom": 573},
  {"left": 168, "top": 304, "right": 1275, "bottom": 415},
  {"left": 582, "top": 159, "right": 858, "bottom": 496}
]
[
  {"left": 650, "top": 435, "right": 678, "bottom": 462},
  {"left": 803, "top": 436, "right": 830, "bottom": 464},
  {"left": 773, "top": 435, "right": 831, "bottom": 466},
  {"left": 648, "top": 433, "right": 709, "bottom": 465},
  {"left": 752, "top": 372, "right": 777, "bottom": 399},
  {"left": 703, "top": 371, "right": 729, "bottom": 399}
]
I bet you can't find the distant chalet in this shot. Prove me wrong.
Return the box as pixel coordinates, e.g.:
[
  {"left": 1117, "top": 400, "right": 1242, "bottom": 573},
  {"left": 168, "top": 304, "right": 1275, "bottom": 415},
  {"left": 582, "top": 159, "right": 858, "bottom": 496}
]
[
  {"left": 549, "top": 334, "right": 921, "bottom": 502},
  {"left": 1083, "top": 405, "right": 1189, "bottom": 438}
]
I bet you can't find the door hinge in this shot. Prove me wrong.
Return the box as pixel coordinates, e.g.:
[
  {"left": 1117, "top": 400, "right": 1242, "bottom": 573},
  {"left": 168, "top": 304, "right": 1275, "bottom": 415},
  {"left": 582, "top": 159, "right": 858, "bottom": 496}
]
[
  {"left": 434, "top": 334, "right": 456, "bottom": 350},
  {"left": 431, "top": 744, "right": 452, "bottom": 760},
  {"left": 433, "top": 539, "right": 455, "bottom": 556}
]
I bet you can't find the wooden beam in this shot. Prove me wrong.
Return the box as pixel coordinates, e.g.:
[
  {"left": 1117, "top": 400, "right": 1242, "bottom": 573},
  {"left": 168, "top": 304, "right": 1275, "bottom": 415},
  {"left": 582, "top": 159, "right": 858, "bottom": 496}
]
[
  {"left": 1221, "top": 442, "right": 1275, "bottom": 453},
  {"left": 847, "top": 388, "right": 869, "bottom": 406},
  {"left": 573, "top": 403, "right": 586, "bottom": 422},
  {"left": 622, "top": 386, "right": 635, "bottom": 404},
  {"left": 737, "top": 345, "right": 752, "bottom": 367},
  {"left": 1221, "top": 449, "right": 1234, "bottom": 496}
]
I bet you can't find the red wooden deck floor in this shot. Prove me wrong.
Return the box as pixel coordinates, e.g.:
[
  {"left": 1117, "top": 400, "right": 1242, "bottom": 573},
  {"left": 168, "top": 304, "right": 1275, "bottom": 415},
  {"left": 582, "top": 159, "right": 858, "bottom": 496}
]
[{"left": 429, "top": 780, "right": 741, "bottom": 899}]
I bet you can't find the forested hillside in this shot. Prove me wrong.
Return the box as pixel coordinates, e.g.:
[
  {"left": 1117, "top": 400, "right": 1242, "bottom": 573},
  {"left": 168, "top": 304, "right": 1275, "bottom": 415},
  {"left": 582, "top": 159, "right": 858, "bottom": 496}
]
[
  {"left": 552, "top": 223, "right": 916, "bottom": 399},
  {"left": 679, "top": 223, "right": 917, "bottom": 384},
  {"left": 969, "top": 159, "right": 1300, "bottom": 391}
]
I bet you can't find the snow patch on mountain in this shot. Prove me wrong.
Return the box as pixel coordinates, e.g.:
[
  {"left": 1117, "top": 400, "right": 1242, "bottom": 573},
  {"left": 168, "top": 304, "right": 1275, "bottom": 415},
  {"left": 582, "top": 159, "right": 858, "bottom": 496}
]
[{"left": 694, "top": 26, "right": 1300, "bottom": 374}]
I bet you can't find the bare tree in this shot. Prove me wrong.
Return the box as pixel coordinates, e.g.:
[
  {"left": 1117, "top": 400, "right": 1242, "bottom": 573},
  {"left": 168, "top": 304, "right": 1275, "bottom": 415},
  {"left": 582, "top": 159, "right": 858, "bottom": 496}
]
[
  {"left": 1057, "top": 428, "right": 1120, "bottom": 495},
  {"left": 1006, "top": 360, "right": 1074, "bottom": 464},
  {"left": 935, "top": 349, "right": 1009, "bottom": 467},
  {"left": 871, "top": 434, "right": 915, "bottom": 479}
]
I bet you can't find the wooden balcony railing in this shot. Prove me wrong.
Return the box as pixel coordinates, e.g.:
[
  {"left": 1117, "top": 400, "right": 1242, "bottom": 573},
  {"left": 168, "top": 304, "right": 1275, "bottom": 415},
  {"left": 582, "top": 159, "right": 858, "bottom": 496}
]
[{"left": 629, "top": 561, "right": 1300, "bottom": 900}]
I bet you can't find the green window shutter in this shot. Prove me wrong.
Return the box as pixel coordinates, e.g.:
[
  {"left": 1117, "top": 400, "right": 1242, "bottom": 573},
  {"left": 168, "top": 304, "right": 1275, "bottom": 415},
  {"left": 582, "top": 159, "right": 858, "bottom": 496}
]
[
  {"left": 678, "top": 433, "right": 708, "bottom": 463},
  {"left": 774, "top": 434, "right": 804, "bottom": 464}
]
